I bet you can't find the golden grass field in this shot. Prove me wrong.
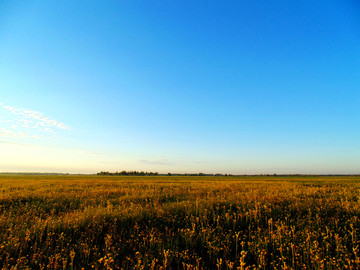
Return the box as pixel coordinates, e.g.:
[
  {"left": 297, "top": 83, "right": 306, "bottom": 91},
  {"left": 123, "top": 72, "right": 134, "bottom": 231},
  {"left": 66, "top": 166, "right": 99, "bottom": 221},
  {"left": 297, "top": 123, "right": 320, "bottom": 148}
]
[{"left": 0, "top": 175, "right": 359, "bottom": 269}]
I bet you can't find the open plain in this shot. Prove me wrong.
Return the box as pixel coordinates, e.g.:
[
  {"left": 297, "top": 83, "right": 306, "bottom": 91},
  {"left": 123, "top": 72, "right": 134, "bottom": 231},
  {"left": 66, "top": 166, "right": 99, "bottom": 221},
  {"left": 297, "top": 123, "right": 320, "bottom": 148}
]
[{"left": 0, "top": 175, "right": 359, "bottom": 269}]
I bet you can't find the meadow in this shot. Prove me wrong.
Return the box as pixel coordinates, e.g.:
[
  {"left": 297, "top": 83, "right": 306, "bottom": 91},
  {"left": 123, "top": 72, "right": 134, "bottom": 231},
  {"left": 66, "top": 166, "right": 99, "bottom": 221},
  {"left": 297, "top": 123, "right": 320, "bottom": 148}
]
[{"left": 0, "top": 175, "right": 359, "bottom": 269}]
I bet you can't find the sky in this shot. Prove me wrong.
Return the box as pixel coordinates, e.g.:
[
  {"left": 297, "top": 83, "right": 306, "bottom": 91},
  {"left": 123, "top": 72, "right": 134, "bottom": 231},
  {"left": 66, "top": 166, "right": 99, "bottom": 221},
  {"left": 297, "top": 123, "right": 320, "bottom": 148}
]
[{"left": 0, "top": 0, "right": 359, "bottom": 174}]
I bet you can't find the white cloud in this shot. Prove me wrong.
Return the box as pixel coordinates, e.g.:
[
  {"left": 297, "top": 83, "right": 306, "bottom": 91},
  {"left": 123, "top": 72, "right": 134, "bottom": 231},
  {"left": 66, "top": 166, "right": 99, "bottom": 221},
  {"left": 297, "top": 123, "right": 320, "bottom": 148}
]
[
  {"left": 137, "top": 158, "right": 173, "bottom": 166},
  {"left": 0, "top": 128, "right": 44, "bottom": 139},
  {"left": 1, "top": 104, "right": 71, "bottom": 130}
]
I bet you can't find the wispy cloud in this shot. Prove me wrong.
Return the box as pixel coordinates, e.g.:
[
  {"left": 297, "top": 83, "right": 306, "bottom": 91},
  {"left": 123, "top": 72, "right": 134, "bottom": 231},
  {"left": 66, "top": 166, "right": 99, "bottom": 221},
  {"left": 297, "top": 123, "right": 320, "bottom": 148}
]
[
  {"left": 0, "top": 128, "right": 44, "bottom": 139},
  {"left": 0, "top": 138, "right": 104, "bottom": 160},
  {"left": 1, "top": 104, "right": 71, "bottom": 130},
  {"left": 0, "top": 138, "right": 32, "bottom": 146},
  {"left": 137, "top": 158, "right": 173, "bottom": 166},
  {"left": 78, "top": 150, "right": 102, "bottom": 156}
]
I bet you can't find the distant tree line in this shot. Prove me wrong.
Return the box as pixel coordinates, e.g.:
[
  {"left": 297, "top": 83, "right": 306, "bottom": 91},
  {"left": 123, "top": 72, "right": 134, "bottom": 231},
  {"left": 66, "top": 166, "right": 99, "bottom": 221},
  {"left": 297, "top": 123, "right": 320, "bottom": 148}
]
[
  {"left": 165, "top": 173, "right": 233, "bottom": 176},
  {"left": 97, "top": 171, "right": 159, "bottom": 176},
  {"left": 96, "top": 171, "right": 234, "bottom": 176}
]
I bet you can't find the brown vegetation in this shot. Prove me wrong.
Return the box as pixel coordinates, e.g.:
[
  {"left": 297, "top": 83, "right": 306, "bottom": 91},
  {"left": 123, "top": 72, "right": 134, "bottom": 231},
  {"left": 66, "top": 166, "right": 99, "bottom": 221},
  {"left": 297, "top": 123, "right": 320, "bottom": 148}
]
[{"left": 0, "top": 175, "right": 359, "bottom": 269}]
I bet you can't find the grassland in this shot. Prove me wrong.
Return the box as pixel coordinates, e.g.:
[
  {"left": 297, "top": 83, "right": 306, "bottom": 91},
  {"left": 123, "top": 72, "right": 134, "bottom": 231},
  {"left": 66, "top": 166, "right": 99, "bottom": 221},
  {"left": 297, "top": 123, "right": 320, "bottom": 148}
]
[{"left": 0, "top": 175, "right": 359, "bottom": 269}]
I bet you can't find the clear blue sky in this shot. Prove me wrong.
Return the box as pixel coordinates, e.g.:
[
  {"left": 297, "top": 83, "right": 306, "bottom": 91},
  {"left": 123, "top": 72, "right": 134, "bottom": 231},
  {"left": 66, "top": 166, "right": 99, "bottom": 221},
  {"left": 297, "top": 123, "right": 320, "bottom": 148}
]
[{"left": 0, "top": 1, "right": 359, "bottom": 174}]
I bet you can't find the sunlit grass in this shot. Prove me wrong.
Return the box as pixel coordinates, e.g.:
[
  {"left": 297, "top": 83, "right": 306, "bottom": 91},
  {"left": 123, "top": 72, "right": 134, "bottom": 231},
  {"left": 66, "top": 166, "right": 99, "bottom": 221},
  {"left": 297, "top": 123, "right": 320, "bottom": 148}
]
[{"left": 0, "top": 175, "right": 359, "bottom": 269}]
